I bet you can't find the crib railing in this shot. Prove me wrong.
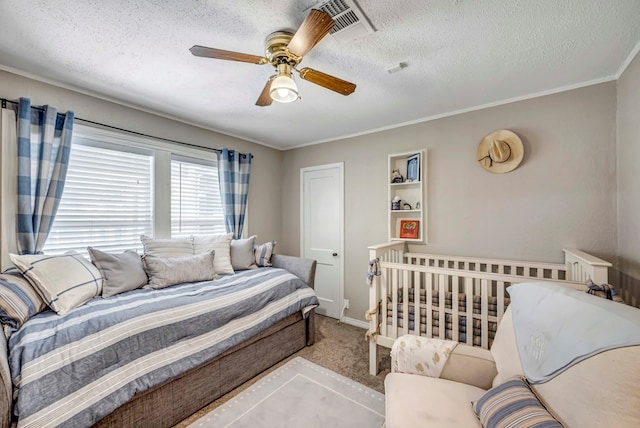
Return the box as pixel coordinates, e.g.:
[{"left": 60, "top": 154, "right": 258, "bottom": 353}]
[
  {"left": 366, "top": 243, "right": 612, "bottom": 375},
  {"left": 404, "top": 253, "right": 567, "bottom": 281},
  {"left": 563, "top": 248, "right": 611, "bottom": 284}
]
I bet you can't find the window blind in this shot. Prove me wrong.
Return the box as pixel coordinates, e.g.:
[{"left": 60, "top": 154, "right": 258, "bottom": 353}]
[
  {"left": 43, "top": 143, "right": 153, "bottom": 254},
  {"left": 171, "top": 156, "right": 226, "bottom": 237}
]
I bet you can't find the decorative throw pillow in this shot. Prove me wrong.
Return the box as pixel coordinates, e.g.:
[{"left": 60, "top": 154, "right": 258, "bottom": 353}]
[
  {"left": 142, "top": 251, "right": 217, "bottom": 290},
  {"left": 472, "top": 377, "right": 562, "bottom": 428},
  {"left": 9, "top": 252, "right": 103, "bottom": 315},
  {"left": 585, "top": 280, "right": 625, "bottom": 303},
  {"left": 0, "top": 269, "right": 47, "bottom": 331},
  {"left": 88, "top": 247, "right": 148, "bottom": 297},
  {"left": 192, "top": 233, "right": 234, "bottom": 275},
  {"left": 140, "top": 235, "right": 194, "bottom": 258},
  {"left": 254, "top": 241, "right": 276, "bottom": 267},
  {"left": 230, "top": 235, "right": 257, "bottom": 270}
]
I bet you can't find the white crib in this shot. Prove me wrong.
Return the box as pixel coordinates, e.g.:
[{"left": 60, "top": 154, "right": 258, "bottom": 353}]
[{"left": 366, "top": 242, "right": 612, "bottom": 375}]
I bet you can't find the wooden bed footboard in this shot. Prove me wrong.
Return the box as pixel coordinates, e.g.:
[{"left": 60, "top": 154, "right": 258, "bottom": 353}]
[{"left": 366, "top": 243, "right": 611, "bottom": 375}]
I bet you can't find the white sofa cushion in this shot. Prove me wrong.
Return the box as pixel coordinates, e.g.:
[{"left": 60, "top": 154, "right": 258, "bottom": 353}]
[
  {"left": 440, "top": 344, "right": 497, "bottom": 390},
  {"left": 531, "top": 346, "right": 640, "bottom": 427},
  {"left": 385, "top": 373, "right": 484, "bottom": 428},
  {"left": 489, "top": 306, "right": 524, "bottom": 387}
]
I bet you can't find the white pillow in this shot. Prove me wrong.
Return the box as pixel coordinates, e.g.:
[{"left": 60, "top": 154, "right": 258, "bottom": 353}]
[
  {"left": 10, "top": 252, "right": 103, "bottom": 315},
  {"left": 140, "top": 235, "right": 193, "bottom": 258},
  {"left": 193, "top": 233, "right": 234, "bottom": 275}
]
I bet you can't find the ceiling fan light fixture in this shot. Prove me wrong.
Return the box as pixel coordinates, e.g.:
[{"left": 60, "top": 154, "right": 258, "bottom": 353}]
[{"left": 270, "top": 63, "right": 299, "bottom": 103}]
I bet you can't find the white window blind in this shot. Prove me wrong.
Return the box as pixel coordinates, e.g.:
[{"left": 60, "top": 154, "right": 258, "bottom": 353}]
[
  {"left": 43, "top": 143, "right": 153, "bottom": 254},
  {"left": 171, "top": 156, "right": 226, "bottom": 237}
]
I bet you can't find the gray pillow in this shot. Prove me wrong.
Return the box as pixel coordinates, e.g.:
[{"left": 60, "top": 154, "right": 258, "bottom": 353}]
[
  {"left": 88, "top": 248, "right": 148, "bottom": 297},
  {"left": 230, "top": 235, "right": 257, "bottom": 270},
  {"left": 142, "top": 251, "right": 217, "bottom": 290}
]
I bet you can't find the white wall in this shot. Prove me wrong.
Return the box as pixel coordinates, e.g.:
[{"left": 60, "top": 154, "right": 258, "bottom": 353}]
[
  {"left": 281, "top": 83, "right": 618, "bottom": 321},
  {"left": 617, "top": 49, "right": 640, "bottom": 306},
  {"left": 0, "top": 70, "right": 284, "bottom": 246}
]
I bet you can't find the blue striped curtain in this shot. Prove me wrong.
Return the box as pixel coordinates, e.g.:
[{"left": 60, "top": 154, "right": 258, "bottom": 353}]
[
  {"left": 16, "top": 98, "right": 74, "bottom": 254},
  {"left": 216, "top": 148, "right": 252, "bottom": 239}
]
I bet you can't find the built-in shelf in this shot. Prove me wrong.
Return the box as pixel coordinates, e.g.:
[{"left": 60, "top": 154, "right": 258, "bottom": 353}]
[
  {"left": 390, "top": 181, "right": 421, "bottom": 186},
  {"left": 388, "top": 150, "right": 426, "bottom": 242}
]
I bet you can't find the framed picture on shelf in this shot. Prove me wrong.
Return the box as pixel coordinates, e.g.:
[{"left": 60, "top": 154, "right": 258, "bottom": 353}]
[
  {"left": 406, "top": 154, "right": 420, "bottom": 182},
  {"left": 399, "top": 219, "right": 420, "bottom": 239}
]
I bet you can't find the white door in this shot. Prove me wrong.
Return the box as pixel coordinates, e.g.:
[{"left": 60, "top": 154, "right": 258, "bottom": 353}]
[{"left": 301, "top": 163, "right": 343, "bottom": 319}]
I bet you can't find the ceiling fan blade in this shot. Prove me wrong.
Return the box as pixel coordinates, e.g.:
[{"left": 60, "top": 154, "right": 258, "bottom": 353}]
[
  {"left": 287, "top": 9, "right": 335, "bottom": 57},
  {"left": 189, "top": 45, "right": 268, "bottom": 65},
  {"left": 255, "top": 76, "right": 275, "bottom": 107},
  {"left": 298, "top": 67, "right": 356, "bottom": 96}
]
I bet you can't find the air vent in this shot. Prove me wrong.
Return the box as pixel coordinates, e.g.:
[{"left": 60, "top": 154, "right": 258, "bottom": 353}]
[{"left": 308, "top": 0, "right": 375, "bottom": 44}]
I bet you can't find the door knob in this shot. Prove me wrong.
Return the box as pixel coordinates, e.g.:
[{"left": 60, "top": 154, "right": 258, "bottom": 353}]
[{"left": 332, "top": 252, "right": 338, "bottom": 257}]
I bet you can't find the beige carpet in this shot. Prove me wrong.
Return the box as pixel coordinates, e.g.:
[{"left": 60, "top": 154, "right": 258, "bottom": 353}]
[{"left": 175, "top": 315, "right": 391, "bottom": 427}]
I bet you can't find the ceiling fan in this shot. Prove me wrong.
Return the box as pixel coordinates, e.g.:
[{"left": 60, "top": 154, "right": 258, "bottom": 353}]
[{"left": 189, "top": 9, "right": 356, "bottom": 106}]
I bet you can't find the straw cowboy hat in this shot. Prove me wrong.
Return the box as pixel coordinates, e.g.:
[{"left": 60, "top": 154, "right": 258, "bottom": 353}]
[{"left": 477, "top": 130, "right": 524, "bottom": 174}]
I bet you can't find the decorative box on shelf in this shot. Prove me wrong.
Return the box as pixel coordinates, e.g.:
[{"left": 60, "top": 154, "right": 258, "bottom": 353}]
[{"left": 388, "top": 150, "right": 426, "bottom": 242}]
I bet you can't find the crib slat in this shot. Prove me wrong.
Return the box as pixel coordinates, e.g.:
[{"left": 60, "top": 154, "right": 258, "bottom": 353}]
[
  {"left": 438, "top": 274, "right": 446, "bottom": 340},
  {"left": 464, "top": 278, "right": 473, "bottom": 346},
  {"left": 391, "top": 268, "right": 398, "bottom": 338},
  {"left": 497, "top": 281, "right": 505, "bottom": 323},
  {"left": 452, "top": 275, "right": 459, "bottom": 343},
  {"left": 381, "top": 267, "right": 388, "bottom": 338},
  {"left": 413, "top": 270, "right": 420, "bottom": 336},
  {"left": 402, "top": 269, "right": 409, "bottom": 337},
  {"left": 480, "top": 279, "right": 489, "bottom": 349},
  {"left": 426, "top": 273, "right": 433, "bottom": 340}
]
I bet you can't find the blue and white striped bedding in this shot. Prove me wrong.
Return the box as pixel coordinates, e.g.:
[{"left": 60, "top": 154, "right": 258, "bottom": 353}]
[{"left": 8, "top": 268, "right": 319, "bottom": 428}]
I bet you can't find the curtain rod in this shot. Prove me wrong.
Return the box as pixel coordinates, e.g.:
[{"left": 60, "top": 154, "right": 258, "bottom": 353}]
[{"left": 0, "top": 98, "right": 252, "bottom": 158}]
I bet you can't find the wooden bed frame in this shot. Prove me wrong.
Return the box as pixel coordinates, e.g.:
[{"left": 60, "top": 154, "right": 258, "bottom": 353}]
[{"left": 366, "top": 242, "right": 612, "bottom": 375}]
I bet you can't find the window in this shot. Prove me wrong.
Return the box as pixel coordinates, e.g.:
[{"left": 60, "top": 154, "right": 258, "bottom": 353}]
[
  {"left": 43, "top": 142, "right": 153, "bottom": 254},
  {"left": 42, "top": 125, "right": 222, "bottom": 255},
  {"left": 171, "top": 156, "right": 225, "bottom": 237}
]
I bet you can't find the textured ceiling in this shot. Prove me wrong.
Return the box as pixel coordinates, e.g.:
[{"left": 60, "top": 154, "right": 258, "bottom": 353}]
[{"left": 0, "top": 0, "right": 639, "bottom": 149}]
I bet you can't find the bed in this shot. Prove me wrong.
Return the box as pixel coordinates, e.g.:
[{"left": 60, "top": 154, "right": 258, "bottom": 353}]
[
  {"left": 366, "top": 242, "right": 612, "bottom": 375},
  {"left": 0, "top": 254, "right": 318, "bottom": 428}
]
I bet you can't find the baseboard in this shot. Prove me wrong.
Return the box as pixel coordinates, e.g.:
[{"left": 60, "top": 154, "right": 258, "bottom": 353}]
[{"left": 340, "top": 316, "right": 369, "bottom": 329}]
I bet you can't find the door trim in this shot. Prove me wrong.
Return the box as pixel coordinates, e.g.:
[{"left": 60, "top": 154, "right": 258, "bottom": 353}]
[{"left": 300, "top": 162, "right": 345, "bottom": 321}]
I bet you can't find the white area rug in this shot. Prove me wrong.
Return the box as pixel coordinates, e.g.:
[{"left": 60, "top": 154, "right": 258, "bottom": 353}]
[{"left": 188, "top": 357, "right": 385, "bottom": 428}]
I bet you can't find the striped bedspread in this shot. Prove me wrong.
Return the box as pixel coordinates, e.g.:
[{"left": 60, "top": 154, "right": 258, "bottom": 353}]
[{"left": 8, "top": 268, "right": 319, "bottom": 428}]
